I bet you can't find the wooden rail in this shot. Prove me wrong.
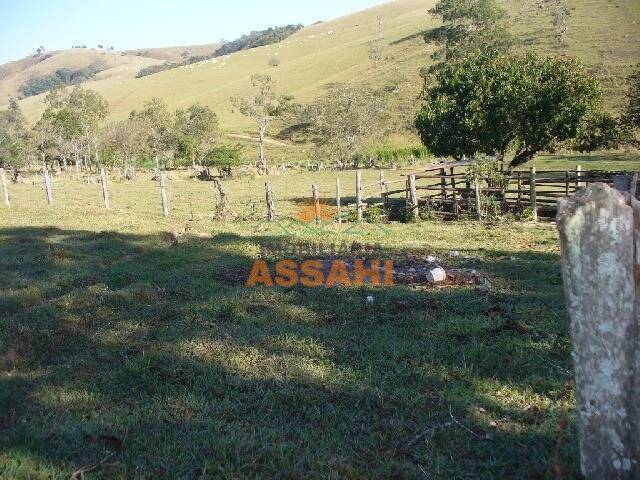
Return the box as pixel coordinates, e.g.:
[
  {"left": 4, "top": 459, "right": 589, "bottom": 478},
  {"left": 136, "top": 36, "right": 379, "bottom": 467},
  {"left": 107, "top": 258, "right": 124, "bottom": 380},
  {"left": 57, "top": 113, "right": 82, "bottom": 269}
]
[{"left": 355, "top": 163, "right": 639, "bottom": 220}]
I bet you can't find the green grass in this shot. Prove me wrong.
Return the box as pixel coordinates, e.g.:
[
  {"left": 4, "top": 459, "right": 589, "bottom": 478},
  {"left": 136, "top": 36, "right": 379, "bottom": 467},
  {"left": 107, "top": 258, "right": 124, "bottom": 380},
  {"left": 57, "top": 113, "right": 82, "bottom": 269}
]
[
  {"left": 0, "top": 164, "right": 583, "bottom": 479},
  {"left": 524, "top": 151, "right": 640, "bottom": 172}
]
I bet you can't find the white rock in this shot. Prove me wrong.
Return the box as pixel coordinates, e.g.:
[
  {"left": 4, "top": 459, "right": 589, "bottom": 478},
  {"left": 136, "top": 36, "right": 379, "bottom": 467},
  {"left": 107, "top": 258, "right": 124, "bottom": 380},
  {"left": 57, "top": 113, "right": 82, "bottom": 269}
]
[
  {"left": 448, "top": 251, "right": 460, "bottom": 257},
  {"left": 366, "top": 295, "right": 374, "bottom": 304},
  {"left": 427, "top": 255, "right": 437, "bottom": 263},
  {"left": 426, "top": 267, "right": 446, "bottom": 283}
]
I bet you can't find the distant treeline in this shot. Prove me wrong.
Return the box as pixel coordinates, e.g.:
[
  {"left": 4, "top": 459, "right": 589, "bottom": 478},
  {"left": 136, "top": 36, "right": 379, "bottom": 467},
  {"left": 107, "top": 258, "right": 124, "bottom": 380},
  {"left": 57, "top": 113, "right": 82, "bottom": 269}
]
[
  {"left": 136, "top": 24, "right": 303, "bottom": 79},
  {"left": 213, "top": 24, "right": 303, "bottom": 57},
  {"left": 19, "top": 61, "right": 106, "bottom": 99},
  {"left": 136, "top": 54, "right": 211, "bottom": 79}
]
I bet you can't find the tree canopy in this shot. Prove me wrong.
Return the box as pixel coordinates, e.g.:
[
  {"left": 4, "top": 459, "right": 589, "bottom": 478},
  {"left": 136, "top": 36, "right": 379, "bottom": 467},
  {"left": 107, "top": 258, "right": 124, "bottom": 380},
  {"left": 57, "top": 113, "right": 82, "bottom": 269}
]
[
  {"left": 130, "top": 98, "right": 173, "bottom": 162},
  {"left": 623, "top": 64, "right": 640, "bottom": 131},
  {"left": 33, "top": 86, "right": 109, "bottom": 166},
  {"left": 231, "top": 75, "right": 295, "bottom": 173},
  {"left": 305, "top": 83, "right": 385, "bottom": 167},
  {"left": 0, "top": 99, "right": 28, "bottom": 168},
  {"left": 214, "top": 25, "right": 302, "bottom": 57},
  {"left": 424, "top": 0, "right": 514, "bottom": 63},
  {"left": 19, "top": 62, "right": 106, "bottom": 98},
  {"left": 173, "top": 104, "right": 219, "bottom": 166},
  {"left": 415, "top": 52, "right": 601, "bottom": 168}
]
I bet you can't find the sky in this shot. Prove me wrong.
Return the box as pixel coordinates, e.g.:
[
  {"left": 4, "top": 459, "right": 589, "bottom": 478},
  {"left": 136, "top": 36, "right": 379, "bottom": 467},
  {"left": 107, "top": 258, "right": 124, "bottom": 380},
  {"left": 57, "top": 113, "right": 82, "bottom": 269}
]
[{"left": 0, "top": 0, "right": 388, "bottom": 64}]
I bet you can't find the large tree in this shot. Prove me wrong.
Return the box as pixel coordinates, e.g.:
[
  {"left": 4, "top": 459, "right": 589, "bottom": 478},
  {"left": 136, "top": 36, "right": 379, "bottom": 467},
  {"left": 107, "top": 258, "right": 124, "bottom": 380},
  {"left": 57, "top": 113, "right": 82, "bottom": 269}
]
[
  {"left": 231, "top": 74, "right": 294, "bottom": 174},
  {"left": 130, "top": 98, "right": 173, "bottom": 167},
  {"left": 0, "top": 99, "right": 28, "bottom": 169},
  {"left": 623, "top": 64, "right": 640, "bottom": 131},
  {"left": 35, "top": 87, "right": 108, "bottom": 168},
  {"left": 415, "top": 52, "right": 601, "bottom": 169},
  {"left": 305, "top": 83, "right": 385, "bottom": 168},
  {"left": 424, "top": 0, "right": 514, "bottom": 63},
  {"left": 104, "top": 117, "right": 147, "bottom": 172},
  {"left": 173, "top": 104, "right": 218, "bottom": 167}
]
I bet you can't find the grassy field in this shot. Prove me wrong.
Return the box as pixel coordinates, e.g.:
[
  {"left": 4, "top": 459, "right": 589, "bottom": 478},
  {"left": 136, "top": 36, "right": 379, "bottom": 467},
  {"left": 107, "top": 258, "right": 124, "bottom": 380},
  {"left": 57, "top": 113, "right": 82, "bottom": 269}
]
[{"left": 2, "top": 152, "right": 627, "bottom": 478}]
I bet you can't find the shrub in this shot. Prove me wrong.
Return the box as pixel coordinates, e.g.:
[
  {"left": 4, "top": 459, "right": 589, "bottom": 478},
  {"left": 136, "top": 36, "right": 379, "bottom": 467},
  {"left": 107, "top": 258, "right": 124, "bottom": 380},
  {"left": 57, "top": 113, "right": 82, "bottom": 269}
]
[
  {"left": 203, "top": 144, "right": 244, "bottom": 176},
  {"left": 367, "top": 144, "right": 431, "bottom": 166},
  {"left": 268, "top": 57, "right": 281, "bottom": 67},
  {"left": 363, "top": 205, "right": 388, "bottom": 224}
]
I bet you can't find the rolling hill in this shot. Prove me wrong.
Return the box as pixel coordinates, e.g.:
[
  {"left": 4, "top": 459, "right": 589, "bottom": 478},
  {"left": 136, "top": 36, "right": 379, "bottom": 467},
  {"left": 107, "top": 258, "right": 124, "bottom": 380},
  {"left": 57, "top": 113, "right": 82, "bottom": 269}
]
[
  {"left": 0, "top": 43, "right": 219, "bottom": 107},
  {"left": 5, "top": 0, "right": 640, "bottom": 137}
]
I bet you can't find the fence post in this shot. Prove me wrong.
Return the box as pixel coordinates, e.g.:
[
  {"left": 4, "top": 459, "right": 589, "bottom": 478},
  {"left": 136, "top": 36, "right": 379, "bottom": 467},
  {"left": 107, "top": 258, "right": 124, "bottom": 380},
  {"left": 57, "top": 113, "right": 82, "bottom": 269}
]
[
  {"left": 631, "top": 172, "right": 638, "bottom": 199},
  {"left": 312, "top": 184, "right": 321, "bottom": 225},
  {"left": 449, "top": 167, "right": 458, "bottom": 217},
  {"left": 159, "top": 170, "right": 169, "bottom": 216},
  {"left": 43, "top": 168, "right": 53, "bottom": 205},
  {"left": 557, "top": 183, "right": 640, "bottom": 480},
  {"left": 530, "top": 166, "right": 537, "bottom": 222},
  {"left": 517, "top": 171, "right": 522, "bottom": 207},
  {"left": 439, "top": 165, "right": 447, "bottom": 199},
  {"left": 335, "top": 178, "right": 341, "bottom": 224},
  {"left": 408, "top": 174, "right": 419, "bottom": 221},
  {"left": 576, "top": 164, "right": 582, "bottom": 190},
  {"left": 356, "top": 170, "right": 363, "bottom": 222},
  {"left": 379, "top": 170, "right": 388, "bottom": 206},
  {"left": 265, "top": 181, "right": 275, "bottom": 222},
  {"left": 0, "top": 168, "right": 9, "bottom": 206},
  {"left": 212, "top": 178, "right": 227, "bottom": 217},
  {"left": 474, "top": 179, "right": 481, "bottom": 220},
  {"left": 565, "top": 170, "right": 570, "bottom": 196},
  {"left": 100, "top": 167, "right": 110, "bottom": 210}
]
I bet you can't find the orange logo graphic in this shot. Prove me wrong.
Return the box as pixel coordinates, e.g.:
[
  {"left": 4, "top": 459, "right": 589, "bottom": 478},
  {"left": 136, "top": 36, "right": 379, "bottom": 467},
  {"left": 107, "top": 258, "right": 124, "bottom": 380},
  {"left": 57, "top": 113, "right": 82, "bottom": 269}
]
[
  {"left": 246, "top": 259, "right": 394, "bottom": 288},
  {"left": 293, "top": 201, "right": 337, "bottom": 223}
]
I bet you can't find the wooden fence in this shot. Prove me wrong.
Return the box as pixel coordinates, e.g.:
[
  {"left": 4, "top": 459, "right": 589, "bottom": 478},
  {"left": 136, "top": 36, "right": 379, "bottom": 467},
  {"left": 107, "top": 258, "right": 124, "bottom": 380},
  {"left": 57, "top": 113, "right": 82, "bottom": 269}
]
[
  {"left": 5, "top": 162, "right": 638, "bottom": 223},
  {"left": 355, "top": 161, "right": 639, "bottom": 220}
]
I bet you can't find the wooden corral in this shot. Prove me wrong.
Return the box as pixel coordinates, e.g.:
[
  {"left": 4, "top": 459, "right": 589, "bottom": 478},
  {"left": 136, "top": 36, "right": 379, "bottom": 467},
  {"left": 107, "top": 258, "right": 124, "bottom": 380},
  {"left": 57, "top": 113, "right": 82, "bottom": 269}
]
[{"left": 358, "top": 160, "right": 640, "bottom": 220}]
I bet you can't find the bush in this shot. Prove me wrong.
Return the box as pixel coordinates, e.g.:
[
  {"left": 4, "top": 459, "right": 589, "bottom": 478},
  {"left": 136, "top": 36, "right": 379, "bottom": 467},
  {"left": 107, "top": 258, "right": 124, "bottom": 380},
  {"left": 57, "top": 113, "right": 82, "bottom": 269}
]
[
  {"left": 363, "top": 205, "right": 388, "bottom": 224},
  {"left": 203, "top": 144, "right": 244, "bottom": 176},
  {"left": 268, "top": 57, "right": 281, "bottom": 67},
  {"left": 367, "top": 144, "right": 431, "bottom": 166}
]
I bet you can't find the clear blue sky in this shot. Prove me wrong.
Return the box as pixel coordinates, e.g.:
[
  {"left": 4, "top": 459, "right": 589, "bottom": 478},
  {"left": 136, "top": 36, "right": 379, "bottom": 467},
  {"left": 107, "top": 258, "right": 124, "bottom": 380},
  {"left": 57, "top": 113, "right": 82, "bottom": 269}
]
[{"left": 0, "top": 0, "right": 389, "bottom": 64}]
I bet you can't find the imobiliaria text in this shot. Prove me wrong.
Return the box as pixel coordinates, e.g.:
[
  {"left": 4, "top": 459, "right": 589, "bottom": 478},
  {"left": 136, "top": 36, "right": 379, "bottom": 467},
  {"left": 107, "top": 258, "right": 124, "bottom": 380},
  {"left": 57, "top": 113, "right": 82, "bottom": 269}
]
[{"left": 246, "top": 259, "right": 394, "bottom": 287}]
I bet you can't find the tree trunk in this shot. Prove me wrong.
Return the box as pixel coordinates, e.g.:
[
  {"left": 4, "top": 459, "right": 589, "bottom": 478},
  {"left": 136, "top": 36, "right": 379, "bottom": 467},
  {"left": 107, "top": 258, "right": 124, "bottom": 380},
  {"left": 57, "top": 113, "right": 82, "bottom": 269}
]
[
  {"left": 265, "top": 181, "right": 275, "bottom": 221},
  {"left": 259, "top": 125, "right": 267, "bottom": 175},
  {"left": 0, "top": 168, "right": 9, "bottom": 206},
  {"left": 509, "top": 148, "right": 535, "bottom": 169}
]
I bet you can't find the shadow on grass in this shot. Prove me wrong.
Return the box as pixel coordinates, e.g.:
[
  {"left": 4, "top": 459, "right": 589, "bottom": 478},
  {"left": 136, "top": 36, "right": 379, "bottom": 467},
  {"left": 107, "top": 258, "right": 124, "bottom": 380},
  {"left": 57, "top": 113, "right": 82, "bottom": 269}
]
[
  {"left": 536, "top": 152, "right": 639, "bottom": 166},
  {"left": 0, "top": 227, "right": 576, "bottom": 479},
  {"left": 389, "top": 30, "right": 430, "bottom": 46}
]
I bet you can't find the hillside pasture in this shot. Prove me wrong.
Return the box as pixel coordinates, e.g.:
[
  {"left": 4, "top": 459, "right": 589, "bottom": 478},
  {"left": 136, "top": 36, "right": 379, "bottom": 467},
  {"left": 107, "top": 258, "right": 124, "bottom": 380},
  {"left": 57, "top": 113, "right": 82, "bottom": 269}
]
[{"left": 12, "top": 0, "right": 640, "bottom": 132}]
